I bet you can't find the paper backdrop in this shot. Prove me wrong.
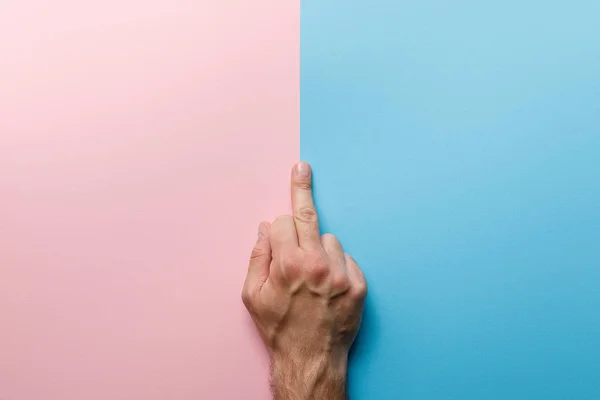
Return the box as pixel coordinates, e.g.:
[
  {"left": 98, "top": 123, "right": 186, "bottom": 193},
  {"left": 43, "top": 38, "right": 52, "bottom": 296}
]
[{"left": 0, "top": 1, "right": 297, "bottom": 399}]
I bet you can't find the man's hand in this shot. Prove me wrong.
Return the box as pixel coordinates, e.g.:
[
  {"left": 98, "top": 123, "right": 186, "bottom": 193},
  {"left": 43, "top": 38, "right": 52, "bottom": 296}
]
[{"left": 242, "top": 162, "right": 367, "bottom": 400}]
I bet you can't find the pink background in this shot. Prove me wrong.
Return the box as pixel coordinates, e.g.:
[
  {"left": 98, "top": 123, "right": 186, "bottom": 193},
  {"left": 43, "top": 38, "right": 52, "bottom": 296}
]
[{"left": 0, "top": 1, "right": 298, "bottom": 399}]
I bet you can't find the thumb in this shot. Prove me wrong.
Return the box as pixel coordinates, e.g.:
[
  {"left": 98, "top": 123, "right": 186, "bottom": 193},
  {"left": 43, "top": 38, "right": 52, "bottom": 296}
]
[{"left": 244, "top": 222, "right": 272, "bottom": 297}]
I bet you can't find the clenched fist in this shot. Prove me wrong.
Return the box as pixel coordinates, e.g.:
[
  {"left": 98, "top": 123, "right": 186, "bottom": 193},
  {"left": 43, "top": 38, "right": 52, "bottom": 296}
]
[{"left": 242, "top": 162, "right": 367, "bottom": 400}]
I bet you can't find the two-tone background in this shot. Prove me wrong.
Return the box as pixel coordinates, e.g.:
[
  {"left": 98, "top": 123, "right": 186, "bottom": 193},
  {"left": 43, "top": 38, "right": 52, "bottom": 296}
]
[{"left": 2, "top": 1, "right": 599, "bottom": 399}]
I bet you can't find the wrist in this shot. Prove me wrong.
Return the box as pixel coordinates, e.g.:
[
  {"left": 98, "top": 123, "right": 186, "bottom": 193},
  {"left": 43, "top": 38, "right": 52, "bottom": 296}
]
[{"left": 270, "top": 350, "right": 348, "bottom": 400}]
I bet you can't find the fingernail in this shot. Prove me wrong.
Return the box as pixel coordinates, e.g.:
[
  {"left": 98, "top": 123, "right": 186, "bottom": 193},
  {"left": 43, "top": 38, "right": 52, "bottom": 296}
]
[
  {"left": 295, "top": 162, "right": 311, "bottom": 178},
  {"left": 257, "top": 223, "right": 268, "bottom": 240}
]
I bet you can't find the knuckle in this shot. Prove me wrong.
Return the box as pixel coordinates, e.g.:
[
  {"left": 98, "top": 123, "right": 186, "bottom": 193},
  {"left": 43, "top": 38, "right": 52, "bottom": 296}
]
[
  {"left": 321, "top": 233, "right": 341, "bottom": 250},
  {"left": 295, "top": 207, "right": 318, "bottom": 223},
  {"left": 281, "top": 254, "right": 302, "bottom": 279},
  {"left": 241, "top": 287, "right": 254, "bottom": 310},
  {"left": 321, "top": 233, "right": 337, "bottom": 242},
  {"left": 271, "top": 215, "right": 292, "bottom": 235},
  {"left": 331, "top": 273, "right": 350, "bottom": 292},
  {"left": 281, "top": 253, "right": 300, "bottom": 269},
  {"left": 293, "top": 181, "right": 312, "bottom": 191},
  {"left": 351, "top": 280, "right": 368, "bottom": 300},
  {"left": 307, "top": 257, "right": 330, "bottom": 283},
  {"left": 250, "top": 246, "right": 267, "bottom": 261}
]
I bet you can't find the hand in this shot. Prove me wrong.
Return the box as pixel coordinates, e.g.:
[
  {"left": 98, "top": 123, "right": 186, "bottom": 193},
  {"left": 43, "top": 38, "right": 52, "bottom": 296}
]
[{"left": 242, "top": 162, "right": 367, "bottom": 400}]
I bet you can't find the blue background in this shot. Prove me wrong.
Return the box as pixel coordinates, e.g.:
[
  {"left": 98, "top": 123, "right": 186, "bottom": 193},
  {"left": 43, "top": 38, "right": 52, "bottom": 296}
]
[{"left": 301, "top": 1, "right": 600, "bottom": 398}]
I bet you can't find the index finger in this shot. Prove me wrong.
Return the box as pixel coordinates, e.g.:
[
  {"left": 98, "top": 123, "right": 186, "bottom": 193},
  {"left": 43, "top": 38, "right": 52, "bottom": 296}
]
[{"left": 291, "top": 161, "right": 321, "bottom": 249}]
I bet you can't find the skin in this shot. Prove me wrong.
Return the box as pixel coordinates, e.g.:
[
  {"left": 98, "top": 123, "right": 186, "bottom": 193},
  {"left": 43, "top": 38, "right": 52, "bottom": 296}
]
[{"left": 242, "top": 161, "right": 367, "bottom": 400}]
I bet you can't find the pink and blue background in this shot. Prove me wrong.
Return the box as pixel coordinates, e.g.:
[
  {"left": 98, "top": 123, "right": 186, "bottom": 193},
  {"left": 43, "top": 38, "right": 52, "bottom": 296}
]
[{"left": 1, "top": 0, "right": 599, "bottom": 399}]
